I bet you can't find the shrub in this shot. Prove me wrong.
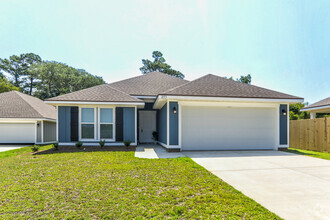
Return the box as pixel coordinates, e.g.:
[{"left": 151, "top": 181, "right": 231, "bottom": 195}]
[
  {"left": 75, "top": 141, "right": 83, "bottom": 149},
  {"left": 31, "top": 145, "right": 39, "bottom": 152},
  {"left": 123, "top": 140, "right": 131, "bottom": 147},
  {"left": 53, "top": 142, "right": 59, "bottom": 151},
  {"left": 99, "top": 140, "right": 106, "bottom": 148}
]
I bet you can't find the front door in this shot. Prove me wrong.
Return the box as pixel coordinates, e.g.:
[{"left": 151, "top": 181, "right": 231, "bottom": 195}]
[{"left": 139, "top": 111, "right": 156, "bottom": 143}]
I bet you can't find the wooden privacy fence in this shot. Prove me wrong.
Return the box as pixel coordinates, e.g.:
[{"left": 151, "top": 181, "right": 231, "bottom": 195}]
[{"left": 290, "top": 118, "right": 330, "bottom": 152}]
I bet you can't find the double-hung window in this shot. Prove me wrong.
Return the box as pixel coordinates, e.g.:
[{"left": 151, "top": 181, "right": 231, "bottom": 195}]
[
  {"left": 81, "top": 108, "right": 95, "bottom": 139},
  {"left": 99, "top": 108, "right": 114, "bottom": 140}
]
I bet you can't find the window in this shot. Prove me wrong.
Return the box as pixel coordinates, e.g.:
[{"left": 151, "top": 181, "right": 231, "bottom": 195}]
[
  {"left": 99, "top": 108, "right": 114, "bottom": 140},
  {"left": 81, "top": 108, "right": 95, "bottom": 139}
]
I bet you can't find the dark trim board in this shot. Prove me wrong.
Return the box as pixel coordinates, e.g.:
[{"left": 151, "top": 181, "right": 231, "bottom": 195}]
[
  {"left": 70, "top": 107, "right": 78, "bottom": 142},
  {"left": 279, "top": 104, "right": 288, "bottom": 145},
  {"left": 116, "top": 107, "right": 124, "bottom": 142}
]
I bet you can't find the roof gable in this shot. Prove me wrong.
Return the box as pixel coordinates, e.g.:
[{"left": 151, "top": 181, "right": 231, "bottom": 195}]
[
  {"left": 161, "top": 74, "right": 302, "bottom": 100},
  {"left": 302, "top": 97, "right": 330, "bottom": 110},
  {"left": 0, "top": 91, "right": 56, "bottom": 119},
  {"left": 46, "top": 84, "right": 143, "bottom": 103},
  {"left": 109, "top": 71, "right": 189, "bottom": 96}
]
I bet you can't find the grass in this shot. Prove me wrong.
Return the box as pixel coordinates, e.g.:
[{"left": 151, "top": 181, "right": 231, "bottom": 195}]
[
  {"left": 0, "top": 147, "right": 280, "bottom": 219},
  {"left": 285, "top": 148, "right": 330, "bottom": 161},
  {"left": 0, "top": 145, "right": 53, "bottom": 159}
]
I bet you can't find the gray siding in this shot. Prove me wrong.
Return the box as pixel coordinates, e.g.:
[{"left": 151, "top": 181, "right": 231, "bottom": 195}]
[
  {"left": 43, "top": 121, "right": 56, "bottom": 142},
  {"left": 169, "top": 102, "right": 178, "bottom": 145},
  {"left": 158, "top": 103, "right": 167, "bottom": 144},
  {"left": 279, "top": 104, "right": 288, "bottom": 145},
  {"left": 58, "top": 106, "right": 71, "bottom": 142},
  {"left": 123, "top": 107, "right": 135, "bottom": 142}
]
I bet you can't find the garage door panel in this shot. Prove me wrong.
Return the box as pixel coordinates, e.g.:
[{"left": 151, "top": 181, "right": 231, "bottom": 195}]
[
  {"left": 182, "top": 106, "right": 276, "bottom": 150},
  {"left": 0, "top": 123, "right": 35, "bottom": 143}
]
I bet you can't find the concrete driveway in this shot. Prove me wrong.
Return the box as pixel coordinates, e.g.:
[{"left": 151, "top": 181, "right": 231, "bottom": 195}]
[
  {"left": 0, "top": 145, "right": 26, "bottom": 152},
  {"left": 184, "top": 150, "right": 330, "bottom": 220}
]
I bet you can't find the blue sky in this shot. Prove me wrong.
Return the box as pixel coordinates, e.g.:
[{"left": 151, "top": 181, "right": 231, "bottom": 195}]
[{"left": 1, "top": 0, "right": 329, "bottom": 103}]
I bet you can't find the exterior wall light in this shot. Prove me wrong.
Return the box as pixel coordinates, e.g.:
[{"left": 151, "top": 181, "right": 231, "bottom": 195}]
[
  {"left": 173, "top": 106, "right": 177, "bottom": 114},
  {"left": 282, "top": 109, "right": 287, "bottom": 116}
]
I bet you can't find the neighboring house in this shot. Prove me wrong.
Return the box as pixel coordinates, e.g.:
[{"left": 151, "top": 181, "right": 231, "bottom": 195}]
[
  {"left": 45, "top": 71, "right": 303, "bottom": 151},
  {"left": 0, "top": 91, "right": 57, "bottom": 144},
  {"left": 301, "top": 97, "right": 330, "bottom": 118}
]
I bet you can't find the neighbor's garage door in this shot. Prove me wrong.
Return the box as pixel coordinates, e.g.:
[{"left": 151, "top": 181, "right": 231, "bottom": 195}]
[
  {"left": 181, "top": 106, "right": 276, "bottom": 150},
  {"left": 0, "top": 123, "right": 35, "bottom": 143}
]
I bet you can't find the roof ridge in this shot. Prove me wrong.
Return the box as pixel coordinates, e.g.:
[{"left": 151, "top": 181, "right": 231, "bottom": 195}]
[
  {"left": 160, "top": 74, "right": 208, "bottom": 94},
  {"left": 15, "top": 92, "right": 44, "bottom": 118},
  {"left": 105, "top": 84, "right": 143, "bottom": 102},
  {"left": 110, "top": 71, "right": 188, "bottom": 85},
  {"left": 149, "top": 71, "right": 188, "bottom": 81}
]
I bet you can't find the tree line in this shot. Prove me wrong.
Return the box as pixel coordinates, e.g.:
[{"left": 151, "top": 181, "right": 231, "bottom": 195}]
[
  {"left": 0, "top": 51, "right": 252, "bottom": 100},
  {"left": 0, "top": 53, "right": 105, "bottom": 99}
]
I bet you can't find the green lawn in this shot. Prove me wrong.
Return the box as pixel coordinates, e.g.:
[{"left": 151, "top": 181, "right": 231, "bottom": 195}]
[
  {"left": 285, "top": 148, "right": 330, "bottom": 161},
  {"left": 0, "top": 147, "right": 280, "bottom": 219},
  {"left": 0, "top": 145, "right": 53, "bottom": 159}
]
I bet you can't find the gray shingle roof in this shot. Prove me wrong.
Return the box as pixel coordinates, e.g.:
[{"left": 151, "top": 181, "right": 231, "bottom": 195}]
[
  {"left": 0, "top": 91, "right": 56, "bottom": 119},
  {"left": 161, "top": 74, "right": 302, "bottom": 99},
  {"left": 302, "top": 97, "right": 330, "bottom": 110},
  {"left": 109, "top": 71, "right": 189, "bottom": 96},
  {"left": 46, "top": 84, "right": 143, "bottom": 103}
]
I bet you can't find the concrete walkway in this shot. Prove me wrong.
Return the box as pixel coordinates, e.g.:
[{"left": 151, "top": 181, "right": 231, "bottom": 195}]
[
  {"left": 135, "top": 144, "right": 185, "bottom": 159},
  {"left": 0, "top": 145, "right": 26, "bottom": 152},
  {"left": 184, "top": 150, "right": 330, "bottom": 220}
]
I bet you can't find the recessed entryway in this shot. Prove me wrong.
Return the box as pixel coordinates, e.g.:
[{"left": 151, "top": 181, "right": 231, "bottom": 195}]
[{"left": 139, "top": 111, "right": 156, "bottom": 143}]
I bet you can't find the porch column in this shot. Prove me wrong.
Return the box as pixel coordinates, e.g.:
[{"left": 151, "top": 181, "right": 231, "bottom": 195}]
[{"left": 310, "top": 112, "right": 316, "bottom": 119}]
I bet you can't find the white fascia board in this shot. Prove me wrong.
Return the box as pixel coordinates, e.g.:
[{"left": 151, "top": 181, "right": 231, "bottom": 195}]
[
  {"left": 0, "top": 118, "right": 39, "bottom": 123},
  {"left": 45, "top": 101, "right": 145, "bottom": 106},
  {"left": 0, "top": 118, "right": 55, "bottom": 121},
  {"left": 300, "top": 105, "right": 330, "bottom": 112},
  {"left": 43, "top": 119, "right": 56, "bottom": 122},
  {"left": 132, "top": 95, "right": 157, "bottom": 99},
  {"left": 154, "top": 95, "right": 303, "bottom": 108}
]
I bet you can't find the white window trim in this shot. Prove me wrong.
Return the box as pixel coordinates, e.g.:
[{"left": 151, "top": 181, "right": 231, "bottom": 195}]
[
  {"left": 98, "top": 107, "right": 115, "bottom": 141},
  {"left": 79, "top": 107, "right": 97, "bottom": 141}
]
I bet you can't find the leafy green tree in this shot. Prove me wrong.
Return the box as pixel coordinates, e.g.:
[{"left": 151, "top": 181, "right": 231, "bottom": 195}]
[
  {"left": 0, "top": 77, "right": 19, "bottom": 93},
  {"left": 237, "top": 74, "right": 251, "bottom": 84},
  {"left": 226, "top": 74, "right": 252, "bottom": 84},
  {"left": 289, "top": 103, "right": 309, "bottom": 120},
  {"left": 21, "top": 53, "right": 42, "bottom": 95},
  {"left": 140, "top": 51, "right": 184, "bottom": 79},
  {"left": 0, "top": 53, "right": 41, "bottom": 91},
  {"left": 33, "top": 61, "right": 105, "bottom": 99}
]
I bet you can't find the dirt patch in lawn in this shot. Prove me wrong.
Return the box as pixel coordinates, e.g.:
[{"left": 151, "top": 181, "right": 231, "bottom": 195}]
[{"left": 35, "top": 145, "right": 136, "bottom": 155}]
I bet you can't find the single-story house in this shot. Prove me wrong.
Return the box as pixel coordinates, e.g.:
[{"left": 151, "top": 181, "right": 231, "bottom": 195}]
[
  {"left": 45, "top": 72, "right": 303, "bottom": 151},
  {"left": 0, "top": 91, "right": 57, "bottom": 144},
  {"left": 301, "top": 97, "right": 330, "bottom": 119}
]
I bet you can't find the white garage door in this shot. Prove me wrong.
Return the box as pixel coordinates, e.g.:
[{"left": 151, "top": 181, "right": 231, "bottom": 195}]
[
  {"left": 182, "top": 106, "right": 276, "bottom": 150},
  {"left": 0, "top": 123, "right": 35, "bottom": 143}
]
